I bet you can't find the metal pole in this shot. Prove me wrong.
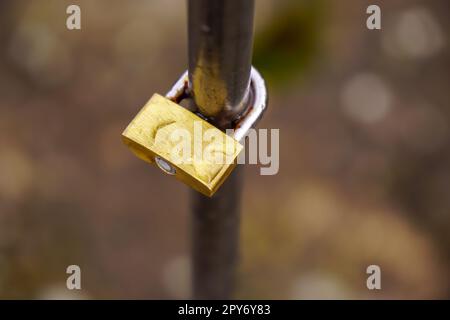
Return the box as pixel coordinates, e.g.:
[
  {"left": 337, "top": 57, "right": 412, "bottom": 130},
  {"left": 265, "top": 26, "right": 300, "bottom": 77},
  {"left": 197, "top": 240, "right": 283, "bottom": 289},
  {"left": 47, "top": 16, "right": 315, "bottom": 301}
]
[{"left": 188, "top": 0, "right": 255, "bottom": 299}]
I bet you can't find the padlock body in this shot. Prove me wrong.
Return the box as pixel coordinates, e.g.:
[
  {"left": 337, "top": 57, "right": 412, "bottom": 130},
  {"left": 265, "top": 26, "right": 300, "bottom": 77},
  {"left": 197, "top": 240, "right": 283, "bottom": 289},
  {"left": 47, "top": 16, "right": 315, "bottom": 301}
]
[{"left": 122, "top": 94, "right": 242, "bottom": 197}]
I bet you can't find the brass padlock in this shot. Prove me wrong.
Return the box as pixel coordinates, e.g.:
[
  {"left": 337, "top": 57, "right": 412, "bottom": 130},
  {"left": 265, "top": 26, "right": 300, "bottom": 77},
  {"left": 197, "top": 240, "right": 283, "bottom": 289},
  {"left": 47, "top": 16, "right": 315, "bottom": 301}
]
[{"left": 122, "top": 68, "right": 267, "bottom": 197}]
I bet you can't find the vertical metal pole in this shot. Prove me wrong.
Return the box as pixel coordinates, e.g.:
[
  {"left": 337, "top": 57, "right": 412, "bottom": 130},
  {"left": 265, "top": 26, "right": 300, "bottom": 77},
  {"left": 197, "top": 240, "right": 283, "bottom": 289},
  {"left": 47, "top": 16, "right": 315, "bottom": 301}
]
[{"left": 188, "top": 0, "right": 255, "bottom": 299}]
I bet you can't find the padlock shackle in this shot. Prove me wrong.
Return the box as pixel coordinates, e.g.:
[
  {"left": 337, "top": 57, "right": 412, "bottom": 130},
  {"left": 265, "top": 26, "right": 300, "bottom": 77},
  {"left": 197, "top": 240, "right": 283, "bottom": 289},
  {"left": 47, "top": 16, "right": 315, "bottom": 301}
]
[{"left": 165, "top": 67, "right": 267, "bottom": 142}]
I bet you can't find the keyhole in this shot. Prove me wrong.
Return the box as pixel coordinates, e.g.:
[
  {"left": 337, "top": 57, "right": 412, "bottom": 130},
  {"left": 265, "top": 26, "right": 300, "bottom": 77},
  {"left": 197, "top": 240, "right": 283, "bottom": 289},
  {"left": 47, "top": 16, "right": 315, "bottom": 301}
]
[{"left": 155, "top": 156, "right": 176, "bottom": 175}]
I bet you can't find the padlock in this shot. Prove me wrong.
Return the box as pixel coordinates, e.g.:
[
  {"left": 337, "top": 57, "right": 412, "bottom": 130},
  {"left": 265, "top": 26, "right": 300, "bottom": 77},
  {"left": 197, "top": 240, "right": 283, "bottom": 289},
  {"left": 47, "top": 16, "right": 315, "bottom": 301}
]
[{"left": 122, "top": 67, "right": 267, "bottom": 197}]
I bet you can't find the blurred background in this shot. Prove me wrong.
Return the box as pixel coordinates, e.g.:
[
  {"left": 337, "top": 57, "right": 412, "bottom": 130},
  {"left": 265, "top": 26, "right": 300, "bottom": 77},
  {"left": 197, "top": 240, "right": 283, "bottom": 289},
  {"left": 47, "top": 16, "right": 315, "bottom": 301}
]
[{"left": 0, "top": 0, "right": 449, "bottom": 299}]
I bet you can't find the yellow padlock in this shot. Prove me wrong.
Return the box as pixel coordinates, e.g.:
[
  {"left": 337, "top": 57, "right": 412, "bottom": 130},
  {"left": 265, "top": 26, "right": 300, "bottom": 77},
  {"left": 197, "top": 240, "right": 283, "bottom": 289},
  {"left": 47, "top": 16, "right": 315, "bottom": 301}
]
[{"left": 122, "top": 93, "right": 243, "bottom": 197}]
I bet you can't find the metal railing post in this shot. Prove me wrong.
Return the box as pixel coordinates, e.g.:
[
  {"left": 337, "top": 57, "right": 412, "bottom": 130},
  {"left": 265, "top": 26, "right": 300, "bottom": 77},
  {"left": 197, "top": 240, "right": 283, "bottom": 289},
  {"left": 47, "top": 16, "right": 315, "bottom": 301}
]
[{"left": 188, "top": 0, "right": 255, "bottom": 299}]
